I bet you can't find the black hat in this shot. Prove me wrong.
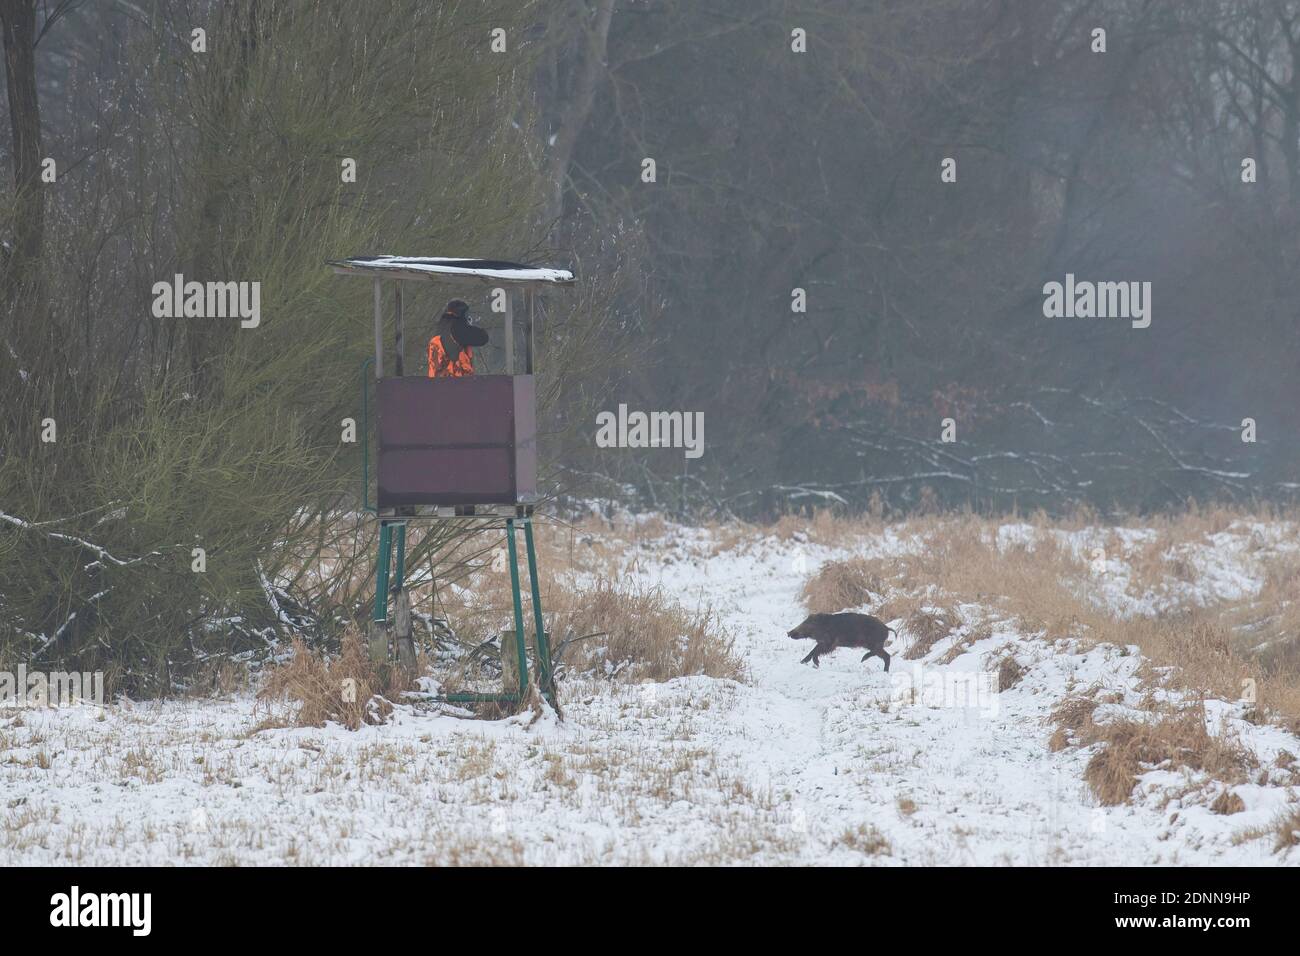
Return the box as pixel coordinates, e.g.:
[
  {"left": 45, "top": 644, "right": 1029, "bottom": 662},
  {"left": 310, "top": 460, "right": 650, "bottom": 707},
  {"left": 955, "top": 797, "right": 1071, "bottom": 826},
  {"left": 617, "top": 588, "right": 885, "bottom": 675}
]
[{"left": 443, "top": 299, "right": 470, "bottom": 320}]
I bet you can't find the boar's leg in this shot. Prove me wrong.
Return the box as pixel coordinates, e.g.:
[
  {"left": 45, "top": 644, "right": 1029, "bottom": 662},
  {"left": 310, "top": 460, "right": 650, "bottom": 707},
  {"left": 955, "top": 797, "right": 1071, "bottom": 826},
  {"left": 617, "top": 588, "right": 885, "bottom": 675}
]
[{"left": 861, "top": 648, "right": 892, "bottom": 671}]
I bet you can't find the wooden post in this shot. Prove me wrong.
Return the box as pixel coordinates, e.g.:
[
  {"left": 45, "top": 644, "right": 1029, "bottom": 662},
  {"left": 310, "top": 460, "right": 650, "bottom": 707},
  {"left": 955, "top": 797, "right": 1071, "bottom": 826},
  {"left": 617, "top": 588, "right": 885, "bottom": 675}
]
[
  {"left": 504, "top": 290, "right": 514, "bottom": 375},
  {"left": 368, "top": 621, "right": 388, "bottom": 663},
  {"left": 500, "top": 629, "right": 522, "bottom": 695},
  {"left": 394, "top": 588, "right": 415, "bottom": 670},
  {"left": 372, "top": 278, "right": 384, "bottom": 379},
  {"left": 394, "top": 281, "right": 404, "bottom": 376}
]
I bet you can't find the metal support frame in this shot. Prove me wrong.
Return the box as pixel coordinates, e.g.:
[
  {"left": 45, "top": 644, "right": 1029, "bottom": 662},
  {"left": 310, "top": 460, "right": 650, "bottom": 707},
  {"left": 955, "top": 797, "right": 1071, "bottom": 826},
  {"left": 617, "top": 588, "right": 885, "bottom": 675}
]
[
  {"left": 523, "top": 517, "right": 554, "bottom": 701},
  {"left": 373, "top": 522, "right": 391, "bottom": 623},
  {"left": 372, "top": 519, "right": 408, "bottom": 624},
  {"left": 394, "top": 522, "right": 407, "bottom": 591},
  {"left": 504, "top": 516, "right": 530, "bottom": 698},
  {"left": 371, "top": 514, "right": 557, "bottom": 710}
]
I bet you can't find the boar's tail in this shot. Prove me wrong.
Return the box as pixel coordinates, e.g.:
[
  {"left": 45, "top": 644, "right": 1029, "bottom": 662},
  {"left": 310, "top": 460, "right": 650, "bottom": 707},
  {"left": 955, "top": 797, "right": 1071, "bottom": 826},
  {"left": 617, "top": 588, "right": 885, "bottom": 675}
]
[{"left": 885, "top": 626, "right": 896, "bottom": 641}]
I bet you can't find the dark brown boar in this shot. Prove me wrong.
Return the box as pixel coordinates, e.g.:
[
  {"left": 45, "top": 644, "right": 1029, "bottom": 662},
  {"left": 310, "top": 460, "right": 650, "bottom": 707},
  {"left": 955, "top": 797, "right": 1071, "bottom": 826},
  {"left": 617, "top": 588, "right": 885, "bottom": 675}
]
[{"left": 787, "top": 612, "right": 895, "bottom": 670}]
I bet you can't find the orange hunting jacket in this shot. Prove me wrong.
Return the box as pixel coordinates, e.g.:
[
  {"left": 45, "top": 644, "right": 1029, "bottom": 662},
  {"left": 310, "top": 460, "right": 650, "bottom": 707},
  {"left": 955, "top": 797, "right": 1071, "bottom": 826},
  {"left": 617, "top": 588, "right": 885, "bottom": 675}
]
[{"left": 427, "top": 335, "right": 474, "bottom": 378}]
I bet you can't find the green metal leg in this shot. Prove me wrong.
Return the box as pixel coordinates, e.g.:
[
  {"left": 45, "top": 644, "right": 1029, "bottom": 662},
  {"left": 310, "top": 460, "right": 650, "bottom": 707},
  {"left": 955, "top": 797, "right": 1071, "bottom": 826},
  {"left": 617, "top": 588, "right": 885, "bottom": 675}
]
[
  {"left": 523, "top": 518, "right": 555, "bottom": 706},
  {"left": 505, "top": 518, "right": 529, "bottom": 697},
  {"left": 373, "top": 521, "right": 393, "bottom": 623}
]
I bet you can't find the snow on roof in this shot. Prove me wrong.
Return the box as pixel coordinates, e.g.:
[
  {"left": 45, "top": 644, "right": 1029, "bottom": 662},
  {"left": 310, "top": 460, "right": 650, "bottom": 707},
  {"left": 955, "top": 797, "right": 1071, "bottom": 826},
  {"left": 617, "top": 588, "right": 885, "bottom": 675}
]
[{"left": 328, "top": 255, "right": 575, "bottom": 285}]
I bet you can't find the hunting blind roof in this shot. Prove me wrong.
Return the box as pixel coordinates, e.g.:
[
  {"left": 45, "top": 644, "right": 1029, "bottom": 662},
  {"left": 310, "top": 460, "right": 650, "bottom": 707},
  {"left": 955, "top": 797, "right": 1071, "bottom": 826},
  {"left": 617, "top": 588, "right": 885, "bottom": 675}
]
[{"left": 327, "top": 255, "right": 575, "bottom": 287}]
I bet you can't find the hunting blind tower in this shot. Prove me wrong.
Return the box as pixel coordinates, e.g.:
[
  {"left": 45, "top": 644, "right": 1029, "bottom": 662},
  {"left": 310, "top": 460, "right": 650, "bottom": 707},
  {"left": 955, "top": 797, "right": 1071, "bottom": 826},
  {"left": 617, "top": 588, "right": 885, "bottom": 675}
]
[{"left": 328, "top": 255, "right": 575, "bottom": 709}]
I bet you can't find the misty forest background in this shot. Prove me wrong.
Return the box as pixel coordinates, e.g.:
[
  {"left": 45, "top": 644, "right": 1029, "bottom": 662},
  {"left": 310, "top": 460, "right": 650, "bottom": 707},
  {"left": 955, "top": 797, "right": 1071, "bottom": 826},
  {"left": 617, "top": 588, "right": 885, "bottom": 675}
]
[{"left": 1, "top": 0, "right": 1298, "bottom": 687}]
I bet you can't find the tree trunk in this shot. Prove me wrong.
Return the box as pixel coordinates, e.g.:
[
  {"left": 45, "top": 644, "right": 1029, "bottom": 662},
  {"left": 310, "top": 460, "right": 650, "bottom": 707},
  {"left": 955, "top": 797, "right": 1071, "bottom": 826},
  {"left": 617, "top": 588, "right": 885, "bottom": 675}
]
[
  {"left": 0, "top": 0, "right": 45, "bottom": 431},
  {"left": 544, "top": 0, "right": 615, "bottom": 227},
  {"left": 0, "top": 0, "right": 42, "bottom": 270}
]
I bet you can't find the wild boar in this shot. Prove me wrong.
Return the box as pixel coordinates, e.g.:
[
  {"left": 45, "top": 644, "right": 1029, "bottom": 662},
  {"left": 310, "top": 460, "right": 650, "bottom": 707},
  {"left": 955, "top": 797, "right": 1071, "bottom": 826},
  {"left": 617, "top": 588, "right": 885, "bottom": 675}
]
[{"left": 787, "top": 612, "right": 894, "bottom": 670}]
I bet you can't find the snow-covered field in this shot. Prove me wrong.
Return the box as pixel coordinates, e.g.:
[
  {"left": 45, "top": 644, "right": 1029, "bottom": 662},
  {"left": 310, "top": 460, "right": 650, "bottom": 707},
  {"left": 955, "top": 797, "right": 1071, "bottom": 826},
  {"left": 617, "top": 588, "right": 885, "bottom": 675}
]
[{"left": 3, "top": 519, "right": 1298, "bottom": 865}]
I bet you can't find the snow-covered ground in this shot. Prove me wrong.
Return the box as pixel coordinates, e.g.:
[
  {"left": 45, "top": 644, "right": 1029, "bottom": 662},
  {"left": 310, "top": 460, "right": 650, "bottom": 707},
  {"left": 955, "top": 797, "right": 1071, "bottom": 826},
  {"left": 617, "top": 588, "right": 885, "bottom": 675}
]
[{"left": 2, "top": 521, "right": 1298, "bottom": 865}]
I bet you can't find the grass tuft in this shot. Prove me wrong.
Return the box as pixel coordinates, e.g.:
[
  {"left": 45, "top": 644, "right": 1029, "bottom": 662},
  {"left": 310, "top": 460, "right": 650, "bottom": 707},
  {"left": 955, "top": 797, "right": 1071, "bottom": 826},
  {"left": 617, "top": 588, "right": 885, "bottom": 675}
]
[
  {"left": 548, "top": 579, "right": 744, "bottom": 683},
  {"left": 903, "top": 607, "right": 959, "bottom": 660},
  {"left": 257, "top": 631, "right": 399, "bottom": 730},
  {"left": 1080, "top": 706, "right": 1256, "bottom": 806},
  {"left": 799, "top": 557, "right": 882, "bottom": 614}
]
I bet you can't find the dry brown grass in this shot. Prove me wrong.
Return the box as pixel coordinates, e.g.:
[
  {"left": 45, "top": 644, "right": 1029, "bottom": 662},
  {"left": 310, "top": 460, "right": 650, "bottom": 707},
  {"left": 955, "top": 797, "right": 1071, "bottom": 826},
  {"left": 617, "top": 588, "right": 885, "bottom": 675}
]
[
  {"left": 1125, "top": 525, "right": 1203, "bottom": 594},
  {"left": 415, "top": 517, "right": 743, "bottom": 690},
  {"left": 1151, "top": 619, "right": 1256, "bottom": 699},
  {"left": 902, "top": 607, "right": 959, "bottom": 660},
  {"left": 799, "top": 557, "right": 883, "bottom": 613},
  {"left": 936, "top": 624, "right": 992, "bottom": 664},
  {"left": 831, "top": 822, "right": 892, "bottom": 856},
  {"left": 547, "top": 579, "right": 744, "bottom": 683},
  {"left": 257, "top": 631, "right": 402, "bottom": 730},
  {"left": 1271, "top": 806, "right": 1300, "bottom": 851},
  {"left": 762, "top": 507, "right": 880, "bottom": 547},
  {"left": 797, "top": 518, "right": 1097, "bottom": 645},
  {"left": 1218, "top": 551, "right": 1300, "bottom": 720},
  {"left": 1051, "top": 695, "right": 1100, "bottom": 735},
  {"left": 1209, "top": 790, "right": 1245, "bottom": 815},
  {"left": 1113, "top": 613, "right": 1300, "bottom": 727},
  {"left": 1079, "top": 706, "right": 1256, "bottom": 806},
  {"left": 875, "top": 591, "right": 926, "bottom": 627},
  {"left": 1047, "top": 726, "right": 1071, "bottom": 752},
  {"left": 1047, "top": 691, "right": 1257, "bottom": 807},
  {"left": 244, "top": 514, "right": 750, "bottom": 714},
  {"left": 705, "top": 522, "right": 751, "bottom": 557},
  {"left": 993, "top": 653, "right": 1025, "bottom": 691}
]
